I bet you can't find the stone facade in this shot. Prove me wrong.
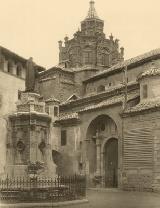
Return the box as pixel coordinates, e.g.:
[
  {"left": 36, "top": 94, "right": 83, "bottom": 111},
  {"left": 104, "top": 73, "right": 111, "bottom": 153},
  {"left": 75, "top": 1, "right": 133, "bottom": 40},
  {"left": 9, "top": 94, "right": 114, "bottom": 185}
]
[
  {"left": 34, "top": 2, "right": 160, "bottom": 190},
  {"left": 2, "top": 0, "right": 160, "bottom": 192}
]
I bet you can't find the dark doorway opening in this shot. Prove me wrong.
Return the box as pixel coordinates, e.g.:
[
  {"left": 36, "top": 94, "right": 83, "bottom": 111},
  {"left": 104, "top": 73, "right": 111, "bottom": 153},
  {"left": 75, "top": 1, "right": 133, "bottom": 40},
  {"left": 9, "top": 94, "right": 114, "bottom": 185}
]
[{"left": 104, "top": 138, "right": 118, "bottom": 188}]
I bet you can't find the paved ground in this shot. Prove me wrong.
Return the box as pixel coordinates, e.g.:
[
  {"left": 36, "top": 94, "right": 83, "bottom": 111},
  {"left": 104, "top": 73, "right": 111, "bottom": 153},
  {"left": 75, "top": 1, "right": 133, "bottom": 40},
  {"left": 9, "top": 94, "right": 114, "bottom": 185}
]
[
  {"left": 2, "top": 189, "right": 160, "bottom": 208},
  {"left": 64, "top": 189, "right": 160, "bottom": 208}
]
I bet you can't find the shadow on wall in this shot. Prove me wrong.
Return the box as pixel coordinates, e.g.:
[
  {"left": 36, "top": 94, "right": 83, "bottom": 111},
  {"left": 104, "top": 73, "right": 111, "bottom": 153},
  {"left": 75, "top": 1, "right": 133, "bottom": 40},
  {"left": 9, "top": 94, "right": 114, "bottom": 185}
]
[
  {"left": 0, "top": 118, "right": 7, "bottom": 176},
  {"left": 52, "top": 150, "right": 73, "bottom": 176}
]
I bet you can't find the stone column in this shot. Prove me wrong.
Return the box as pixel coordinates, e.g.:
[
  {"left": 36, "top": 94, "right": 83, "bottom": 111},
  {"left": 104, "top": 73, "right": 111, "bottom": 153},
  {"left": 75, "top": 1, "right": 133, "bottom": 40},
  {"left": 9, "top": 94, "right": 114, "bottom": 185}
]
[
  {"left": 30, "top": 125, "right": 37, "bottom": 162},
  {"left": 84, "top": 138, "right": 90, "bottom": 175},
  {"left": 101, "top": 151, "right": 105, "bottom": 187},
  {"left": 95, "top": 138, "right": 101, "bottom": 176}
]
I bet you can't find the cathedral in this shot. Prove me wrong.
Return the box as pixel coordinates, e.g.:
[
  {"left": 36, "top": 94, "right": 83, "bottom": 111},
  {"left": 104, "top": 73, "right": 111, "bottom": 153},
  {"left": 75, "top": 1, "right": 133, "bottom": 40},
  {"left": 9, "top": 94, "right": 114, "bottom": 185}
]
[{"left": 1, "top": 1, "right": 160, "bottom": 191}]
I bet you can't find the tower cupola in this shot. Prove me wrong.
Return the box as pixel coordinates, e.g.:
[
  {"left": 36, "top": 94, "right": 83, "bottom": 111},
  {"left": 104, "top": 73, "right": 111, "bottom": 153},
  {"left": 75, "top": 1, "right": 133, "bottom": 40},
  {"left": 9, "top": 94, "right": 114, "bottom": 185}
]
[
  {"left": 81, "top": 1, "right": 104, "bottom": 36},
  {"left": 86, "top": 0, "right": 99, "bottom": 19}
]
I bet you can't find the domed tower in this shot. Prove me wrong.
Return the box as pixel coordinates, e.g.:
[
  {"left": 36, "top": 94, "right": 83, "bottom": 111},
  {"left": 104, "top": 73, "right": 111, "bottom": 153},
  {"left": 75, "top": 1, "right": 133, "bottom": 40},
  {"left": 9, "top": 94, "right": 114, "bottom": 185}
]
[
  {"left": 81, "top": 1, "right": 104, "bottom": 36},
  {"left": 58, "top": 1, "right": 124, "bottom": 70}
]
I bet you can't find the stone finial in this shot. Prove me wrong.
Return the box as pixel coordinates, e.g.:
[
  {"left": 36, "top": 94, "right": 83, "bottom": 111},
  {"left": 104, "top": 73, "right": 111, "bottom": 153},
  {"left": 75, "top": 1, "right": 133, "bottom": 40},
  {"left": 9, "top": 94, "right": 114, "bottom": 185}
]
[
  {"left": 120, "top": 47, "right": 124, "bottom": 56},
  {"left": 109, "top": 33, "right": 114, "bottom": 41},
  {"left": 64, "top": 36, "right": 69, "bottom": 42},
  {"left": 115, "top": 39, "right": 119, "bottom": 44},
  {"left": 29, "top": 57, "right": 33, "bottom": 62},
  {"left": 115, "top": 39, "right": 119, "bottom": 49},
  {"left": 58, "top": 40, "right": 63, "bottom": 48}
]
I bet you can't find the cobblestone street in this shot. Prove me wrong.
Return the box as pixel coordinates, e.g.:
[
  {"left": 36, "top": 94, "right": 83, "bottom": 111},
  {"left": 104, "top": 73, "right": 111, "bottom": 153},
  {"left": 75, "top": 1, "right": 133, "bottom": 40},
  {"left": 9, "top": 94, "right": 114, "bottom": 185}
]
[{"left": 65, "top": 189, "right": 160, "bottom": 208}]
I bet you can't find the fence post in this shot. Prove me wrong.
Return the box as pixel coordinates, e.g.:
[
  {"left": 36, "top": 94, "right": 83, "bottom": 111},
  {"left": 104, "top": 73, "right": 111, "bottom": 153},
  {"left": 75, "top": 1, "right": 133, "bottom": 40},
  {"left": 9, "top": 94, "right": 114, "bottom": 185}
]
[
  {"left": 58, "top": 175, "right": 60, "bottom": 201},
  {"left": 7, "top": 175, "right": 9, "bottom": 190}
]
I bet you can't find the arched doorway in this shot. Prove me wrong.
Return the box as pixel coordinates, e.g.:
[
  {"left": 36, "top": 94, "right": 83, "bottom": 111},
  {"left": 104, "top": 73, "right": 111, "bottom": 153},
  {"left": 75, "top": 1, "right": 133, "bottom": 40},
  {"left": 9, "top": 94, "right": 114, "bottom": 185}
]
[
  {"left": 104, "top": 138, "right": 118, "bottom": 188},
  {"left": 85, "top": 114, "right": 118, "bottom": 187}
]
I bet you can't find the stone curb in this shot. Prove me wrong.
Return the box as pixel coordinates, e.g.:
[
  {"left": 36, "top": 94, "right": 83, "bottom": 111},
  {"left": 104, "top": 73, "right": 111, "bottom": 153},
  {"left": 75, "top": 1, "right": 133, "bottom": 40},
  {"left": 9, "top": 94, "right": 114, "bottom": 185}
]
[
  {"left": 0, "top": 199, "right": 89, "bottom": 208},
  {"left": 88, "top": 188, "right": 123, "bottom": 192}
]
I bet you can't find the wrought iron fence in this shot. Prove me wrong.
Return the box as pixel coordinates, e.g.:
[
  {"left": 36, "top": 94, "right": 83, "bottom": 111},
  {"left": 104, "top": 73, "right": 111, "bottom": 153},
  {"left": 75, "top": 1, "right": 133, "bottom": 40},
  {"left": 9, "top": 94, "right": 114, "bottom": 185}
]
[{"left": 0, "top": 175, "right": 86, "bottom": 203}]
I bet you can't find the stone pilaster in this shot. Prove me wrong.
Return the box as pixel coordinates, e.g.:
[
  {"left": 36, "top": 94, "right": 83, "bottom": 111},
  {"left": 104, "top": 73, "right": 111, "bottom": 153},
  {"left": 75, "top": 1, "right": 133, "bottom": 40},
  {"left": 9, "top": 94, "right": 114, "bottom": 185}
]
[
  {"left": 95, "top": 138, "right": 101, "bottom": 176},
  {"left": 84, "top": 138, "right": 90, "bottom": 175}
]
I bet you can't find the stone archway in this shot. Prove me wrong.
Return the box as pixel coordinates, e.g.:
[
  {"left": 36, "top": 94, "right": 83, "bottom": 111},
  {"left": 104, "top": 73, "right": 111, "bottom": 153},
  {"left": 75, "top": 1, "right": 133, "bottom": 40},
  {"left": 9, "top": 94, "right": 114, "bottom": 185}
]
[
  {"left": 103, "top": 138, "right": 118, "bottom": 188},
  {"left": 85, "top": 114, "right": 118, "bottom": 187}
]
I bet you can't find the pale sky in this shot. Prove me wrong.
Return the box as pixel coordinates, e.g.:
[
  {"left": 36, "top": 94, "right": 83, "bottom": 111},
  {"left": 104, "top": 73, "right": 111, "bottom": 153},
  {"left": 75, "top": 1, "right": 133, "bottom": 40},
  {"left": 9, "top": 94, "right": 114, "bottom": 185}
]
[{"left": 0, "top": 0, "right": 160, "bottom": 69}]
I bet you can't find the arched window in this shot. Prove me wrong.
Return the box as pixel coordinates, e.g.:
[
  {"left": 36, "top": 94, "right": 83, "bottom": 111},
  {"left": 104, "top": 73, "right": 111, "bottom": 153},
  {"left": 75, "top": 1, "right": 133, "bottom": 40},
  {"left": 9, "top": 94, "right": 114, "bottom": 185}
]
[
  {"left": 142, "top": 84, "right": 148, "bottom": 99},
  {"left": 97, "top": 85, "right": 105, "bottom": 92},
  {"left": 84, "top": 51, "right": 92, "bottom": 64},
  {"left": 0, "top": 56, "right": 5, "bottom": 71},
  {"left": 101, "top": 54, "right": 109, "bottom": 66},
  {"left": 16, "top": 64, "right": 22, "bottom": 77},
  {"left": 7, "top": 60, "right": 13, "bottom": 73}
]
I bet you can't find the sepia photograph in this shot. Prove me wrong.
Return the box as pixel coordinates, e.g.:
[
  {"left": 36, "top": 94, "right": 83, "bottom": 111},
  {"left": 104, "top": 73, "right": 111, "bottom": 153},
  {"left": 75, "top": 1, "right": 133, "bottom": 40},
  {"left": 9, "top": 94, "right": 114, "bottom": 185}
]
[{"left": 0, "top": 0, "right": 160, "bottom": 207}]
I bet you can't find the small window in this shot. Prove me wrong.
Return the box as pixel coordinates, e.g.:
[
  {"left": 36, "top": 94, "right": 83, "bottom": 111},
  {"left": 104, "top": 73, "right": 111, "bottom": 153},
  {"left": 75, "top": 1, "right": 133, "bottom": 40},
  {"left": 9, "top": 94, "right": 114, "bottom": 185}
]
[
  {"left": 84, "top": 52, "right": 92, "bottom": 64},
  {"left": 0, "top": 56, "right": 5, "bottom": 71},
  {"left": 109, "top": 82, "right": 112, "bottom": 87},
  {"left": 101, "top": 123, "right": 105, "bottom": 131},
  {"left": 79, "top": 162, "right": 83, "bottom": 171},
  {"left": 61, "top": 130, "right": 67, "bottom": 146},
  {"left": 97, "top": 85, "right": 105, "bottom": 92},
  {"left": 16, "top": 65, "right": 22, "bottom": 77},
  {"left": 79, "top": 141, "right": 82, "bottom": 150},
  {"left": 143, "top": 84, "right": 148, "bottom": 98},
  {"left": 7, "top": 61, "right": 13, "bottom": 73},
  {"left": 54, "top": 106, "right": 59, "bottom": 117}
]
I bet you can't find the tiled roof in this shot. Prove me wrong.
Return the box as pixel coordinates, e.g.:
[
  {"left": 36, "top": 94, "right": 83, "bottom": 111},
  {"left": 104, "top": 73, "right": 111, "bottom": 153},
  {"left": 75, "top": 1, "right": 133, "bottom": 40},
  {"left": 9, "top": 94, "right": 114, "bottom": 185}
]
[
  {"left": 39, "top": 66, "right": 74, "bottom": 76},
  {"left": 84, "top": 48, "right": 160, "bottom": 83},
  {"left": 57, "top": 92, "right": 138, "bottom": 121},
  {"left": 60, "top": 81, "right": 138, "bottom": 107},
  {"left": 137, "top": 66, "right": 160, "bottom": 81},
  {"left": 77, "top": 92, "right": 138, "bottom": 113},
  {"left": 124, "top": 98, "right": 160, "bottom": 114}
]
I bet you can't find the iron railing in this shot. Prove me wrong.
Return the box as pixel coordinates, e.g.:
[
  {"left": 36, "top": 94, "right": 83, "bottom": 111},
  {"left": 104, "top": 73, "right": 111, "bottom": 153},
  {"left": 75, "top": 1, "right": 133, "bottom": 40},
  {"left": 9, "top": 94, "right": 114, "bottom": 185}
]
[{"left": 0, "top": 175, "right": 86, "bottom": 203}]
